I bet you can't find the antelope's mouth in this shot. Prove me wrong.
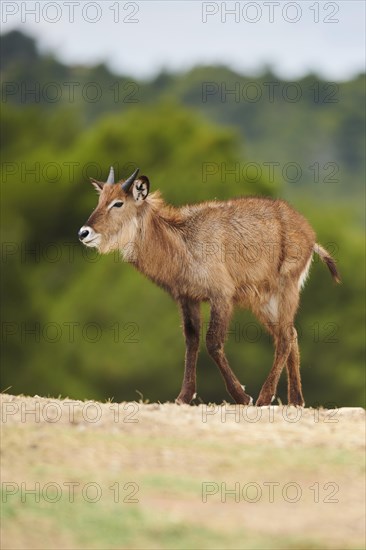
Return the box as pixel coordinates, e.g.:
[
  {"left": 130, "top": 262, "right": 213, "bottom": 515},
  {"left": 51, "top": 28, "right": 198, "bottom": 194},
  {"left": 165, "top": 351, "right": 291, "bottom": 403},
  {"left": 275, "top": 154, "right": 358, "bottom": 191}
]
[
  {"left": 78, "top": 226, "right": 102, "bottom": 248},
  {"left": 82, "top": 236, "right": 101, "bottom": 248}
]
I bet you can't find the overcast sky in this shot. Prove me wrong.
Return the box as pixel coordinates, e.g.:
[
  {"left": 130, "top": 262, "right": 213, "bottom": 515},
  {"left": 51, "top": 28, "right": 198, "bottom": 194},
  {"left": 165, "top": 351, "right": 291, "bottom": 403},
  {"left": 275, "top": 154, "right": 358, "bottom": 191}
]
[{"left": 2, "top": 0, "right": 365, "bottom": 80}]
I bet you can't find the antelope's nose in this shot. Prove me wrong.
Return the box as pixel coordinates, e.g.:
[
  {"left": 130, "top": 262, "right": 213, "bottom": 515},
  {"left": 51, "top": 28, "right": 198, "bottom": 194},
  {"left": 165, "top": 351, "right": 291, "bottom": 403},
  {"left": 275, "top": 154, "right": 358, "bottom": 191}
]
[{"left": 78, "top": 228, "right": 89, "bottom": 241}]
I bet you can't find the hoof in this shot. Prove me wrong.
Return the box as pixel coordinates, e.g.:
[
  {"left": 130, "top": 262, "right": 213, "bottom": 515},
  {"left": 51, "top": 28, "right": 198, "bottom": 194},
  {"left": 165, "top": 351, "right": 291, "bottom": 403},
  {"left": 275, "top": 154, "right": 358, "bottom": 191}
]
[
  {"left": 256, "top": 394, "right": 275, "bottom": 407},
  {"left": 175, "top": 398, "right": 189, "bottom": 405},
  {"left": 175, "top": 392, "right": 196, "bottom": 405},
  {"left": 288, "top": 400, "right": 305, "bottom": 407},
  {"left": 288, "top": 392, "right": 305, "bottom": 407},
  {"left": 235, "top": 393, "right": 253, "bottom": 405}
]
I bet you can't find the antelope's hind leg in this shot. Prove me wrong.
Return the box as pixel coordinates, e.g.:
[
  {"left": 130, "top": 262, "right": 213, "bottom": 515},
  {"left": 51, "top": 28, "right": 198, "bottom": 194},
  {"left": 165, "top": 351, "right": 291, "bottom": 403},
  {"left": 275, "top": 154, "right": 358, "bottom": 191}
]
[
  {"left": 256, "top": 283, "right": 303, "bottom": 406},
  {"left": 256, "top": 326, "right": 293, "bottom": 406},
  {"left": 286, "top": 330, "right": 305, "bottom": 406}
]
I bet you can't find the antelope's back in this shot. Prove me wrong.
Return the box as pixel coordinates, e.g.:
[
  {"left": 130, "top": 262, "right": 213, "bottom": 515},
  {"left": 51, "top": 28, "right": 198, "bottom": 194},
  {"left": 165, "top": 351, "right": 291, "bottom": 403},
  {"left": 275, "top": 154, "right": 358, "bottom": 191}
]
[{"left": 183, "top": 196, "right": 316, "bottom": 284}]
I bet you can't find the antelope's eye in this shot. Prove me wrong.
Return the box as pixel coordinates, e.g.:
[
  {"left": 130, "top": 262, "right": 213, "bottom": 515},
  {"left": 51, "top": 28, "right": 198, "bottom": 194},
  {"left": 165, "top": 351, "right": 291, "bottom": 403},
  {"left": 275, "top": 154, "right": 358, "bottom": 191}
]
[{"left": 112, "top": 201, "right": 123, "bottom": 208}]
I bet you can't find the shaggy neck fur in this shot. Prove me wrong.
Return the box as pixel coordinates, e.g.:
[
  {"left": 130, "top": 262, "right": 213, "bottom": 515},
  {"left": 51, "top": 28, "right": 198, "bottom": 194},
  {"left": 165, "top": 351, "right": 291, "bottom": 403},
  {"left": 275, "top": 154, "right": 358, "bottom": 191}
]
[{"left": 116, "top": 193, "right": 189, "bottom": 292}]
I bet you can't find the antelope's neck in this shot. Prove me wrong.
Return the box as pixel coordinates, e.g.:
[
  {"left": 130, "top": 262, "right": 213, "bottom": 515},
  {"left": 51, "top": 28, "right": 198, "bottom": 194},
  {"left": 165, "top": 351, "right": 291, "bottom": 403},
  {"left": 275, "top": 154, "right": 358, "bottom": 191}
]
[{"left": 131, "top": 201, "right": 188, "bottom": 292}]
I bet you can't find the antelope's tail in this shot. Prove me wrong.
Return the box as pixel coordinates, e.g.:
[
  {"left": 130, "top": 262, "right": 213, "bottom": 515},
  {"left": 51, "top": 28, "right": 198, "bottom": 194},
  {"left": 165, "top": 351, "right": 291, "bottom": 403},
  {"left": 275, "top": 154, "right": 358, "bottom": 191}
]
[{"left": 313, "top": 243, "right": 341, "bottom": 284}]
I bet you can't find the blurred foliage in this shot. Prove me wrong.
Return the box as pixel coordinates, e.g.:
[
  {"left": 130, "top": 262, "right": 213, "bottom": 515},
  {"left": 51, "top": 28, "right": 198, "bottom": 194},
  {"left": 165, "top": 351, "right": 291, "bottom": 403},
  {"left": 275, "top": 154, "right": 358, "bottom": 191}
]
[{"left": 1, "top": 31, "right": 365, "bottom": 406}]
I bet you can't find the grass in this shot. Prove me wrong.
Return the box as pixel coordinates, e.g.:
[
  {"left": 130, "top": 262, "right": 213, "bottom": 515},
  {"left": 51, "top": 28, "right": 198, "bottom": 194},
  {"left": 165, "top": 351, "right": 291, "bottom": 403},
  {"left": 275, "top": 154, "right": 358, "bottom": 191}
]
[
  {"left": 1, "top": 394, "right": 365, "bottom": 549},
  {"left": 3, "top": 494, "right": 364, "bottom": 550}
]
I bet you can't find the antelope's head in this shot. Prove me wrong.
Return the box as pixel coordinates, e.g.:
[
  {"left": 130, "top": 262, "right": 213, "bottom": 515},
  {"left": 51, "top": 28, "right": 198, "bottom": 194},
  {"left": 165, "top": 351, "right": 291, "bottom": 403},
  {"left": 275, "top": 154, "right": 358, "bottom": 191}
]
[{"left": 78, "top": 167, "right": 150, "bottom": 253}]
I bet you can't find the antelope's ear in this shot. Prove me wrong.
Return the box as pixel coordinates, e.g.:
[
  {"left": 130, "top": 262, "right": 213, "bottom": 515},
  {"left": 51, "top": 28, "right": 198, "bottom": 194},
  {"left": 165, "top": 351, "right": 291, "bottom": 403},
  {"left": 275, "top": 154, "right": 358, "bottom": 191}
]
[
  {"left": 132, "top": 176, "right": 150, "bottom": 203},
  {"left": 89, "top": 177, "right": 104, "bottom": 194}
]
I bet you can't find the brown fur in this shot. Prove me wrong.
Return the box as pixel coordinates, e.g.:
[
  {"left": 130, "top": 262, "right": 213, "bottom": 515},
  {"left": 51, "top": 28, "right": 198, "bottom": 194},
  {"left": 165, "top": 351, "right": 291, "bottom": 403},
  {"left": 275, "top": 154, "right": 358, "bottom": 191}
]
[{"left": 80, "top": 176, "right": 341, "bottom": 406}]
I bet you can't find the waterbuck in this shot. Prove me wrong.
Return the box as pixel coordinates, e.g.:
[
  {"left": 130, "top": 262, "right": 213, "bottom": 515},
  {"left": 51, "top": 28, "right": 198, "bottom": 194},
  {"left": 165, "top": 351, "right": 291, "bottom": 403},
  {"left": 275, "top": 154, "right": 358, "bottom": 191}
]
[{"left": 79, "top": 167, "right": 340, "bottom": 406}]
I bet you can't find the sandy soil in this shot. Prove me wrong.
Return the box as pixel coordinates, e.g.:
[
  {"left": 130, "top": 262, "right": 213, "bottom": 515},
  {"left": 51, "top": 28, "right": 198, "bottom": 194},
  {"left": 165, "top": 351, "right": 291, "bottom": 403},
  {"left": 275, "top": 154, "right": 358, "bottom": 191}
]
[{"left": 1, "top": 394, "right": 365, "bottom": 549}]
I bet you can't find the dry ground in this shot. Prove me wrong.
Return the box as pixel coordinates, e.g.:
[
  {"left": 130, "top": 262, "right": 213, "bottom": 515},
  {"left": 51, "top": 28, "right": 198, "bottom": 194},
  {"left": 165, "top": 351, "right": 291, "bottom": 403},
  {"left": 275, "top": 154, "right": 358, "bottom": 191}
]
[{"left": 0, "top": 394, "right": 365, "bottom": 550}]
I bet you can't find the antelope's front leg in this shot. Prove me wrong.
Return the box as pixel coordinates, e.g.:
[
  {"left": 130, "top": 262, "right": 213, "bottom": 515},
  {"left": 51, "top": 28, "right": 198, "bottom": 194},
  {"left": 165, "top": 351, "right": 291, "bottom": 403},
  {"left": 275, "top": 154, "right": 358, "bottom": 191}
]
[
  {"left": 206, "top": 299, "right": 253, "bottom": 405},
  {"left": 176, "top": 299, "right": 201, "bottom": 405}
]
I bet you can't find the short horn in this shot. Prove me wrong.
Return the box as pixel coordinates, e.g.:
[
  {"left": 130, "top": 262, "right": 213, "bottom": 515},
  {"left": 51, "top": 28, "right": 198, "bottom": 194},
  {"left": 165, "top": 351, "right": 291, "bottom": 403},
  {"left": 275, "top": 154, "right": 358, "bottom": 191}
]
[
  {"left": 106, "top": 166, "right": 115, "bottom": 184},
  {"left": 121, "top": 168, "right": 140, "bottom": 192}
]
